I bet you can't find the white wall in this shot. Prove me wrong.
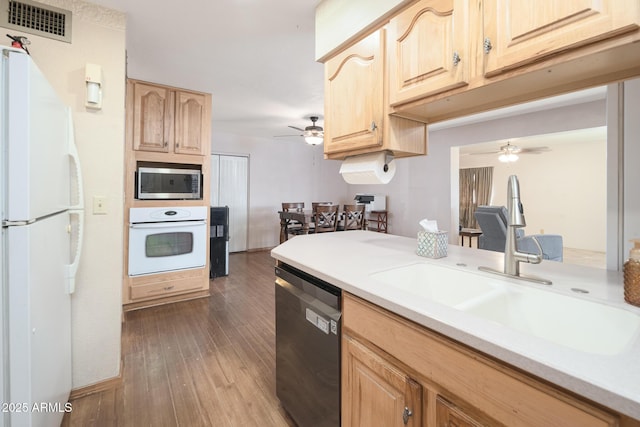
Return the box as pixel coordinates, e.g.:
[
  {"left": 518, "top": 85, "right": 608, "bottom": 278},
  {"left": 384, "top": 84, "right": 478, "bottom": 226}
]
[
  {"left": 2, "top": 0, "right": 126, "bottom": 389},
  {"left": 211, "top": 132, "right": 349, "bottom": 249},
  {"left": 460, "top": 133, "right": 607, "bottom": 252},
  {"left": 354, "top": 99, "right": 607, "bottom": 241}
]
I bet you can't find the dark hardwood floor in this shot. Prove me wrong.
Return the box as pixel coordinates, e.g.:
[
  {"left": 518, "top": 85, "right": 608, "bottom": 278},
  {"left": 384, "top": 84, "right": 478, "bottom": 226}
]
[{"left": 63, "top": 251, "right": 296, "bottom": 426}]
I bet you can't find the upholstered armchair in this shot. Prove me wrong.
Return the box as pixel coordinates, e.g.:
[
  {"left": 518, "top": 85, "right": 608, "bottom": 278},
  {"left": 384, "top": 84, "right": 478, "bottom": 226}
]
[{"left": 473, "top": 206, "right": 563, "bottom": 262}]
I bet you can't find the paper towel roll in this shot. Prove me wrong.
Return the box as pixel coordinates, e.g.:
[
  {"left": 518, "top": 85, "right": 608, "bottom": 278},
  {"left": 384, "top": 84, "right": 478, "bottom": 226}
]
[{"left": 339, "top": 152, "right": 396, "bottom": 184}]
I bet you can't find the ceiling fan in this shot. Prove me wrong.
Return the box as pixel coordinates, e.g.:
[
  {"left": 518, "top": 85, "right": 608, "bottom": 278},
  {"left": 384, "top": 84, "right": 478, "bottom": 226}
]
[
  {"left": 471, "top": 142, "right": 550, "bottom": 162},
  {"left": 278, "top": 116, "right": 324, "bottom": 145}
]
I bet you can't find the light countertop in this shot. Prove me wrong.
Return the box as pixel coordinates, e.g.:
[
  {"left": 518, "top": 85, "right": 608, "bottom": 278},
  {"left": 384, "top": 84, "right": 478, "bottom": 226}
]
[{"left": 270, "top": 231, "right": 640, "bottom": 420}]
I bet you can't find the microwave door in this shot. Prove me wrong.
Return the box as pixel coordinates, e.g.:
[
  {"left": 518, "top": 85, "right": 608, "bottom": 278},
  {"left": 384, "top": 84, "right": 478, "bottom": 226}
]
[{"left": 137, "top": 168, "right": 201, "bottom": 200}]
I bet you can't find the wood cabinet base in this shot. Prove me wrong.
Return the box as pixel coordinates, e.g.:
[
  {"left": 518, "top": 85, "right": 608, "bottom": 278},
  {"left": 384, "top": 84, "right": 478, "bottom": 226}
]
[
  {"left": 124, "top": 267, "right": 209, "bottom": 306},
  {"left": 342, "top": 293, "right": 638, "bottom": 427},
  {"left": 123, "top": 289, "right": 210, "bottom": 312}
]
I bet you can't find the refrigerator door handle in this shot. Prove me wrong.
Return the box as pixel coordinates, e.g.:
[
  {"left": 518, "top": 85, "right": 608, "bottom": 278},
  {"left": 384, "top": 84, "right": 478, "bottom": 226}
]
[
  {"left": 66, "top": 209, "right": 84, "bottom": 294},
  {"left": 66, "top": 110, "right": 84, "bottom": 294},
  {"left": 68, "top": 109, "right": 84, "bottom": 211},
  {"left": 2, "top": 219, "right": 35, "bottom": 226}
]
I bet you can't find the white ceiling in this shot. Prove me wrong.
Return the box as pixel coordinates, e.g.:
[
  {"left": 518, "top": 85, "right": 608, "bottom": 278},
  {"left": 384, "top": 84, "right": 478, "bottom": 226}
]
[{"left": 88, "top": 0, "right": 324, "bottom": 141}]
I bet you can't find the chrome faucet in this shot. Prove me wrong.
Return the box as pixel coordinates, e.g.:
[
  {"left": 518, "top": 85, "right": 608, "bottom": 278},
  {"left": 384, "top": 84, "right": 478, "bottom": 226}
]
[
  {"left": 504, "top": 175, "right": 542, "bottom": 275},
  {"left": 479, "top": 175, "right": 551, "bottom": 285}
]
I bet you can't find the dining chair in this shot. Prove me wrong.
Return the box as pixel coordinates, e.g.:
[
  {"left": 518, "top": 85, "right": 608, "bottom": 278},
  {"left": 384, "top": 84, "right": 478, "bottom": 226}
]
[
  {"left": 314, "top": 204, "right": 339, "bottom": 233},
  {"left": 339, "top": 204, "right": 366, "bottom": 231},
  {"left": 311, "top": 202, "right": 333, "bottom": 211},
  {"left": 281, "top": 202, "right": 305, "bottom": 237},
  {"left": 309, "top": 202, "right": 333, "bottom": 233}
]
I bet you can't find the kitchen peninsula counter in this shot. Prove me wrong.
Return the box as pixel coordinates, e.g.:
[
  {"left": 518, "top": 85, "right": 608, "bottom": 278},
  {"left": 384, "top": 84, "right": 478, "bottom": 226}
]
[{"left": 270, "top": 231, "right": 640, "bottom": 421}]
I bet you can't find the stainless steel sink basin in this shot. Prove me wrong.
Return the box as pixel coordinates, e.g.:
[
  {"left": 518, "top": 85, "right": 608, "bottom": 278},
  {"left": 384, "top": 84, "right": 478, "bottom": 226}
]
[{"left": 370, "top": 263, "right": 640, "bottom": 355}]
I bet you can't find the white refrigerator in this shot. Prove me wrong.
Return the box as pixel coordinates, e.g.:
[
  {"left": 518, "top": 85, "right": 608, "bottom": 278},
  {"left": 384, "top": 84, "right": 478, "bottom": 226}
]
[{"left": 0, "top": 48, "right": 84, "bottom": 426}]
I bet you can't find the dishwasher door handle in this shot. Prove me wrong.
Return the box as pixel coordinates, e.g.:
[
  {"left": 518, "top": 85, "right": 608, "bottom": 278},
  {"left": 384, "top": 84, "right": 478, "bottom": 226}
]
[{"left": 276, "top": 277, "right": 342, "bottom": 324}]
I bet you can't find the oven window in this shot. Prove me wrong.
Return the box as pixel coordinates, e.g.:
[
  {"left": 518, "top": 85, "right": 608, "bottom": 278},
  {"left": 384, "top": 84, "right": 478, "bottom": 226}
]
[
  {"left": 140, "top": 173, "right": 197, "bottom": 193},
  {"left": 145, "top": 232, "right": 194, "bottom": 257}
]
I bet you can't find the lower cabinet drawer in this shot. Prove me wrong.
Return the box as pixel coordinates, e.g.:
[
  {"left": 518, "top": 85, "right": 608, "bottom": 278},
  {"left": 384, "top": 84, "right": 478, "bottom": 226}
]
[{"left": 129, "top": 275, "right": 204, "bottom": 300}]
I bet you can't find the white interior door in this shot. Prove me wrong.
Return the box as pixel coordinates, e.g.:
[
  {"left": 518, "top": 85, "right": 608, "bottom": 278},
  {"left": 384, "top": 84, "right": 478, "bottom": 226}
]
[{"left": 210, "top": 154, "right": 249, "bottom": 252}]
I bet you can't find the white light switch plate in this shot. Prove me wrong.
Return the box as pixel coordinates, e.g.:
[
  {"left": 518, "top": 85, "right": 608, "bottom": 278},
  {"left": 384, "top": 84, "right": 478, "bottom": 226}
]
[{"left": 93, "top": 196, "right": 107, "bottom": 214}]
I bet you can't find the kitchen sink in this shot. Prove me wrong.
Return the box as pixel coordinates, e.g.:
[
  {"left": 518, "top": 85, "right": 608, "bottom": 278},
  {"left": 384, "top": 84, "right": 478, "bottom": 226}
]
[
  {"left": 370, "top": 262, "right": 502, "bottom": 307},
  {"left": 462, "top": 286, "right": 640, "bottom": 355},
  {"left": 370, "top": 262, "right": 640, "bottom": 355}
]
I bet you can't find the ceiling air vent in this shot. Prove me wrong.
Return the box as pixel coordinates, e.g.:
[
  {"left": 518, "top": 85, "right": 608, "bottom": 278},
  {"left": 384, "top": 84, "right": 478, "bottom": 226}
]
[{"left": 1, "top": 0, "right": 72, "bottom": 43}]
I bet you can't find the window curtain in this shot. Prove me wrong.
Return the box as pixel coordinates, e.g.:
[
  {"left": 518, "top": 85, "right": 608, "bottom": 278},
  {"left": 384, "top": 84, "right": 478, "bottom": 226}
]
[{"left": 459, "top": 167, "right": 493, "bottom": 229}]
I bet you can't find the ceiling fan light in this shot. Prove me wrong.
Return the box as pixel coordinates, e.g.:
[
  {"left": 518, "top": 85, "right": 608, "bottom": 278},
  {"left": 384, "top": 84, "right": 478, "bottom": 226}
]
[
  {"left": 305, "top": 135, "right": 323, "bottom": 145},
  {"left": 498, "top": 153, "right": 519, "bottom": 163}
]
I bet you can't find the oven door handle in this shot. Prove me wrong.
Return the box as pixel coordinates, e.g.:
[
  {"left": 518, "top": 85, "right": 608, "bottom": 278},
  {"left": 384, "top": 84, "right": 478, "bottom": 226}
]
[{"left": 130, "top": 220, "right": 207, "bottom": 229}]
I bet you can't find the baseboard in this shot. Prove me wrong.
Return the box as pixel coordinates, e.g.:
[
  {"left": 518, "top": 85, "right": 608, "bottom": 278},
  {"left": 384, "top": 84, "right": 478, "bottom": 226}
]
[
  {"left": 246, "top": 247, "right": 275, "bottom": 253},
  {"left": 69, "top": 357, "right": 124, "bottom": 400}
]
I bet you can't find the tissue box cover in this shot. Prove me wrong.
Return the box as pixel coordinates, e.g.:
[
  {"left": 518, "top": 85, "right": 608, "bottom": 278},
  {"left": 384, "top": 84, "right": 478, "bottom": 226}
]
[{"left": 417, "top": 230, "right": 448, "bottom": 258}]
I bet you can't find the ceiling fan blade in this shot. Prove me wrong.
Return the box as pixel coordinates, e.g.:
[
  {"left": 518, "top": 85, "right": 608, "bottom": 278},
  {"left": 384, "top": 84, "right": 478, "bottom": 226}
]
[
  {"left": 274, "top": 134, "right": 302, "bottom": 138},
  {"left": 288, "top": 125, "right": 304, "bottom": 132},
  {"left": 520, "top": 146, "right": 551, "bottom": 154}
]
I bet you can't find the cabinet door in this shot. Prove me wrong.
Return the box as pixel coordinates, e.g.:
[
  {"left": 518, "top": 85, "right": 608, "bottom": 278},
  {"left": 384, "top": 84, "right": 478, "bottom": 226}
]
[
  {"left": 174, "top": 91, "right": 207, "bottom": 155},
  {"left": 388, "top": 0, "right": 469, "bottom": 106},
  {"left": 324, "top": 30, "right": 385, "bottom": 156},
  {"left": 132, "top": 82, "right": 173, "bottom": 152},
  {"left": 436, "top": 396, "right": 484, "bottom": 427},
  {"left": 343, "top": 334, "right": 422, "bottom": 427},
  {"left": 483, "top": 0, "right": 640, "bottom": 76}
]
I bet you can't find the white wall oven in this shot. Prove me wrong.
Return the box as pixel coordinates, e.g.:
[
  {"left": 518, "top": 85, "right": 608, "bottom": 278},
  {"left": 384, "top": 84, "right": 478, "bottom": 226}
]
[{"left": 128, "top": 206, "right": 207, "bottom": 276}]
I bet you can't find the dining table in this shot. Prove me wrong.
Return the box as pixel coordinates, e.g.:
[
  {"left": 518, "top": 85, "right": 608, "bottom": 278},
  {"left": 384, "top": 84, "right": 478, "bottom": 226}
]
[{"left": 278, "top": 209, "right": 367, "bottom": 243}]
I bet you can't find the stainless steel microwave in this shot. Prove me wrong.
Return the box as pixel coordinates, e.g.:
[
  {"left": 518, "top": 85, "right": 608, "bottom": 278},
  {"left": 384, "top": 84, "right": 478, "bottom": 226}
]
[{"left": 137, "top": 167, "right": 202, "bottom": 200}]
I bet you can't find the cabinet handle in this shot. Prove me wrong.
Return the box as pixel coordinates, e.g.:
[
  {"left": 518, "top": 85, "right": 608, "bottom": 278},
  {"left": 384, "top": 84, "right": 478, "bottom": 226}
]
[
  {"left": 453, "top": 51, "right": 461, "bottom": 66},
  {"left": 164, "top": 141, "right": 168, "bottom": 147},
  {"left": 163, "top": 285, "right": 175, "bottom": 291},
  {"left": 483, "top": 37, "right": 492, "bottom": 54},
  {"left": 370, "top": 121, "right": 377, "bottom": 132},
  {"left": 402, "top": 407, "right": 413, "bottom": 425}
]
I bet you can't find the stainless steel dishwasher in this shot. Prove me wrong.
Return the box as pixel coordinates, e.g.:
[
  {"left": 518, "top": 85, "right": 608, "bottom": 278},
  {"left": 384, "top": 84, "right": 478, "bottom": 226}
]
[{"left": 275, "top": 263, "right": 341, "bottom": 427}]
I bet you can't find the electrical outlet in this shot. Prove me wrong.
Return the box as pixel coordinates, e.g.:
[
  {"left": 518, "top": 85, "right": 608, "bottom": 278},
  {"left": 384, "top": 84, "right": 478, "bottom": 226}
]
[{"left": 93, "top": 196, "right": 107, "bottom": 214}]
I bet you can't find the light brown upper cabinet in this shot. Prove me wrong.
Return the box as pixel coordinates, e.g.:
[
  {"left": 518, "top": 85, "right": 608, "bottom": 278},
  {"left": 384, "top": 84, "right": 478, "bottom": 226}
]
[
  {"left": 483, "top": 0, "right": 640, "bottom": 77},
  {"left": 324, "top": 30, "right": 385, "bottom": 156},
  {"left": 388, "top": 0, "right": 470, "bottom": 106},
  {"left": 323, "top": 29, "right": 427, "bottom": 160},
  {"left": 131, "top": 80, "right": 210, "bottom": 156},
  {"left": 174, "top": 91, "right": 209, "bottom": 155}
]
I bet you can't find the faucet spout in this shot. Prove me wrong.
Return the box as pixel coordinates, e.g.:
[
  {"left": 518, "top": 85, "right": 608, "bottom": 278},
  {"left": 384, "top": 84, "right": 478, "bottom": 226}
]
[
  {"left": 504, "top": 175, "right": 540, "bottom": 275},
  {"left": 478, "top": 175, "right": 551, "bottom": 285},
  {"left": 507, "top": 175, "right": 526, "bottom": 228}
]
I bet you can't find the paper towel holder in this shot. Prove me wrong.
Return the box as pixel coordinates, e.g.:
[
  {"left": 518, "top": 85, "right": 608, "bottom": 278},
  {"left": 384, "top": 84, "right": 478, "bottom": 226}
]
[{"left": 382, "top": 151, "right": 394, "bottom": 172}]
